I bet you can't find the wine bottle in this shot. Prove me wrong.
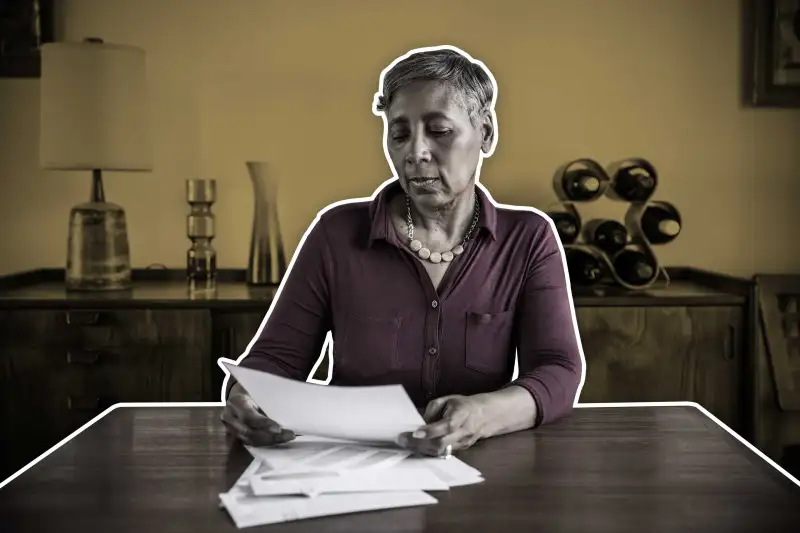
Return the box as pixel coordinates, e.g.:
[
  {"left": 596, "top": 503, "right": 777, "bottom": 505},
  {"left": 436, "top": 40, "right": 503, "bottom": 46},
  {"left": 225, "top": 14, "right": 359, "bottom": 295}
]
[
  {"left": 613, "top": 249, "right": 657, "bottom": 286},
  {"left": 548, "top": 211, "right": 580, "bottom": 245},
  {"left": 561, "top": 169, "right": 601, "bottom": 201},
  {"left": 640, "top": 203, "right": 681, "bottom": 244},
  {"left": 611, "top": 165, "right": 656, "bottom": 202},
  {"left": 566, "top": 248, "right": 604, "bottom": 286},
  {"left": 583, "top": 219, "right": 628, "bottom": 255}
]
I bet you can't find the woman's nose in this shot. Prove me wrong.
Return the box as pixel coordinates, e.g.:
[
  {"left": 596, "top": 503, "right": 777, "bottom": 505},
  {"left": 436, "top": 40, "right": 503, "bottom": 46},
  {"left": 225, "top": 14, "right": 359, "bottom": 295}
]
[{"left": 406, "top": 133, "right": 431, "bottom": 163}]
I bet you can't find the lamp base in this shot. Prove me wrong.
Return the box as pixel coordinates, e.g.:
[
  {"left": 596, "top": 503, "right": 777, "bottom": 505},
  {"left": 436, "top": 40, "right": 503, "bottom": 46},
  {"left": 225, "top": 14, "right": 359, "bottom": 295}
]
[{"left": 66, "top": 200, "right": 132, "bottom": 292}]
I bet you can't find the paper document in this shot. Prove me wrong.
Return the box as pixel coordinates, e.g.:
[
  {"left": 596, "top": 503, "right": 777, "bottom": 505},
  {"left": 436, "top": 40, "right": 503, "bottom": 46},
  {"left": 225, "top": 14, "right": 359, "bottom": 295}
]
[
  {"left": 223, "top": 362, "right": 425, "bottom": 443},
  {"left": 219, "top": 458, "right": 437, "bottom": 528}
]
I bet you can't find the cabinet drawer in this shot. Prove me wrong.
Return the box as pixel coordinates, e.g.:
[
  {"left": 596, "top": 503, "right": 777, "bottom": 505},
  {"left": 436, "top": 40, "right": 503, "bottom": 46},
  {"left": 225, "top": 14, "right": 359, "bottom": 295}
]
[
  {"left": 0, "top": 307, "right": 214, "bottom": 481},
  {"left": 0, "top": 309, "right": 208, "bottom": 350},
  {"left": 1, "top": 309, "right": 213, "bottom": 402},
  {"left": 7, "top": 344, "right": 205, "bottom": 410},
  {"left": 576, "top": 305, "right": 744, "bottom": 431}
]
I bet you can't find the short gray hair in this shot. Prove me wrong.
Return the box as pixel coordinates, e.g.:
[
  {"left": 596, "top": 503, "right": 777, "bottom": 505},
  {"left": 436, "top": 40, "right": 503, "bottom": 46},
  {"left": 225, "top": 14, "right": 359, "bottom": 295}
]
[{"left": 374, "top": 49, "right": 494, "bottom": 124}]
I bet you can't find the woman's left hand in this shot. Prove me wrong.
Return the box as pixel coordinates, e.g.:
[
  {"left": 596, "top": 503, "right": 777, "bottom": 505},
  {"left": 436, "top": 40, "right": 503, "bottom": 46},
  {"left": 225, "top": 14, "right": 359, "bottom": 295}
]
[{"left": 397, "top": 394, "right": 488, "bottom": 456}]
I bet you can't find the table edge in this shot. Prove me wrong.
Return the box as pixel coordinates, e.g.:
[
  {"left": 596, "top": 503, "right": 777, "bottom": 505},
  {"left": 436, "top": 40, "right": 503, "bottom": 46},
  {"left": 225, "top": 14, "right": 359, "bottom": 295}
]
[{"left": 7, "top": 402, "right": 798, "bottom": 496}]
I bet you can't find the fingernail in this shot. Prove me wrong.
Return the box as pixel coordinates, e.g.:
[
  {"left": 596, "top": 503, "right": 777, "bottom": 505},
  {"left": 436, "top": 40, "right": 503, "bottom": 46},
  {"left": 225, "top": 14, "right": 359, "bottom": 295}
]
[{"left": 413, "top": 430, "right": 426, "bottom": 439}]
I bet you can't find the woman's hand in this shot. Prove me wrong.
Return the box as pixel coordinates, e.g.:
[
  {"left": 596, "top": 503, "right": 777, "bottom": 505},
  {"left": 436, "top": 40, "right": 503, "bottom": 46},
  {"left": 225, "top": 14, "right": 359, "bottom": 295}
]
[
  {"left": 397, "top": 394, "right": 488, "bottom": 456},
  {"left": 220, "top": 382, "right": 295, "bottom": 447}
]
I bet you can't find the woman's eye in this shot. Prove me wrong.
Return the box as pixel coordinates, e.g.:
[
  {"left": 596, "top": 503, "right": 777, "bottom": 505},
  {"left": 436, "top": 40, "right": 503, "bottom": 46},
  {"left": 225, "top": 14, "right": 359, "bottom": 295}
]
[{"left": 390, "top": 129, "right": 449, "bottom": 142}]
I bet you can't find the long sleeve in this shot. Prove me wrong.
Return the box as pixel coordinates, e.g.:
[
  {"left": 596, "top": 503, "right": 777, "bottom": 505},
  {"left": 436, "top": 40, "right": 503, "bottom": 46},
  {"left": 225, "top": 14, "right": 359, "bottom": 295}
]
[
  {"left": 226, "top": 215, "right": 334, "bottom": 397},
  {"left": 505, "top": 219, "right": 584, "bottom": 426}
]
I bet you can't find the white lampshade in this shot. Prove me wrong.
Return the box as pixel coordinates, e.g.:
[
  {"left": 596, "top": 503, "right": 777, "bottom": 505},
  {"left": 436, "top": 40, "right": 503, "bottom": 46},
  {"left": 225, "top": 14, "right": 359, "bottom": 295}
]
[{"left": 39, "top": 39, "right": 152, "bottom": 171}]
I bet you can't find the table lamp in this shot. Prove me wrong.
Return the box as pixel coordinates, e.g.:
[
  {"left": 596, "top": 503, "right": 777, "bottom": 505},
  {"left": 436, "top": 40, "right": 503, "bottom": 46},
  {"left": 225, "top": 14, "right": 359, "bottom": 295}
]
[{"left": 39, "top": 38, "right": 151, "bottom": 291}]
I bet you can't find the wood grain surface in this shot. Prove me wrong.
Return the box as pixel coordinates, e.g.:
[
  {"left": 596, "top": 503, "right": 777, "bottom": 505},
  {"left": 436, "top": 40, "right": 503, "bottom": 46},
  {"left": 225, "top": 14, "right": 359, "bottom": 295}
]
[{"left": 0, "top": 405, "right": 797, "bottom": 533}]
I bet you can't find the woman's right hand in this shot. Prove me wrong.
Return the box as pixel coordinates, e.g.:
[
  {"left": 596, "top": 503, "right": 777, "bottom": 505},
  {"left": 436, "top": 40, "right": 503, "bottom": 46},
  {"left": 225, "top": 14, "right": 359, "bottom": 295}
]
[{"left": 221, "top": 382, "right": 295, "bottom": 446}]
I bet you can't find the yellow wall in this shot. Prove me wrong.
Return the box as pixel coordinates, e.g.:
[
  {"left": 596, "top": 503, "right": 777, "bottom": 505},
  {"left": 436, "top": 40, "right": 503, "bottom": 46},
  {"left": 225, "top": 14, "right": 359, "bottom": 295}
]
[{"left": 1, "top": 0, "right": 798, "bottom": 278}]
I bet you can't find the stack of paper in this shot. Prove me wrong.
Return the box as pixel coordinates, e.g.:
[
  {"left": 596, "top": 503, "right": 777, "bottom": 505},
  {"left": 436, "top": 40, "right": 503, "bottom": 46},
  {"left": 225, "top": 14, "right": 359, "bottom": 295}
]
[{"left": 218, "top": 363, "right": 484, "bottom": 529}]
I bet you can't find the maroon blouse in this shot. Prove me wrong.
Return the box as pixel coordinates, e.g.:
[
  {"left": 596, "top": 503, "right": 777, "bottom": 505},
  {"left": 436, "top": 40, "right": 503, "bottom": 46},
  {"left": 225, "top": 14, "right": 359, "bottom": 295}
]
[{"left": 230, "top": 180, "right": 584, "bottom": 427}]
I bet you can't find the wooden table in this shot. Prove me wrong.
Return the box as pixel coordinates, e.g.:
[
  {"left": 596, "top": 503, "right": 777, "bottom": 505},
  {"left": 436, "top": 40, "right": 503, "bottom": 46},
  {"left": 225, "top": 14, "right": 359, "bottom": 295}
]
[{"left": 0, "top": 404, "right": 798, "bottom": 532}]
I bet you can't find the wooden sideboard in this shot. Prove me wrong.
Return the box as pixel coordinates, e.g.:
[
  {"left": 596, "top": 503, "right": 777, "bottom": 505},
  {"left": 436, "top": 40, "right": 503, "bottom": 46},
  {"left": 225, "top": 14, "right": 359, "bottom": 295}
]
[{"left": 0, "top": 267, "right": 754, "bottom": 481}]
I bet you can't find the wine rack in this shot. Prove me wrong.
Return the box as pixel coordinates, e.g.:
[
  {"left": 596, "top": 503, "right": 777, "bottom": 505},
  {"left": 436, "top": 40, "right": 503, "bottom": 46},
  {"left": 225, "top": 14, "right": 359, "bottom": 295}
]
[{"left": 546, "top": 157, "right": 682, "bottom": 291}]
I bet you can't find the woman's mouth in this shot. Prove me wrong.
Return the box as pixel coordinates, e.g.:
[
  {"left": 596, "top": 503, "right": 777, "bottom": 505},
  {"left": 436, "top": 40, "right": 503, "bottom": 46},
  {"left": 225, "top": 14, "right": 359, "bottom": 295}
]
[{"left": 408, "top": 177, "right": 439, "bottom": 188}]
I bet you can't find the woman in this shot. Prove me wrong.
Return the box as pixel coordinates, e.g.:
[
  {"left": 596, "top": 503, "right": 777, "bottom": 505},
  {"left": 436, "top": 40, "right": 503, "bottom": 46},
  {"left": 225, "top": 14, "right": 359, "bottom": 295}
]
[{"left": 221, "top": 45, "right": 584, "bottom": 457}]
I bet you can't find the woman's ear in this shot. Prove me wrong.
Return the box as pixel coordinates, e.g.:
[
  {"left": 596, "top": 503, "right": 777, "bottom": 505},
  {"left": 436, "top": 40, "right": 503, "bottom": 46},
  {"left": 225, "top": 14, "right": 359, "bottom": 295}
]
[{"left": 480, "top": 110, "right": 494, "bottom": 154}]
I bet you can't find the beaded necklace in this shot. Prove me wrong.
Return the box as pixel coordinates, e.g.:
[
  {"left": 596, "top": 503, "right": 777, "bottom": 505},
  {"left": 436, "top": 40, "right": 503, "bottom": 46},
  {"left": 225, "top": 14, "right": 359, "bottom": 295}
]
[{"left": 404, "top": 194, "right": 480, "bottom": 264}]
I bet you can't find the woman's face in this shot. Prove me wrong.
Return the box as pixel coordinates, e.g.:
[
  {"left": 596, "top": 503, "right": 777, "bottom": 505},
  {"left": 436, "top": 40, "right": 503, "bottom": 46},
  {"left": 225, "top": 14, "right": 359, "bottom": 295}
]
[{"left": 385, "top": 80, "right": 492, "bottom": 209}]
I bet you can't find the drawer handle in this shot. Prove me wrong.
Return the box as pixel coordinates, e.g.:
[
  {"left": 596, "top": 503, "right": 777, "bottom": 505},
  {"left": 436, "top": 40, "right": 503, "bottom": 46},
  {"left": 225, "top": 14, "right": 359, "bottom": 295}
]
[
  {"left": 66, "top": 350, "right": 103, "bottom": 365},
  {"left": 723, "top": 325, "right": 736, "bottom": 361},
  {"left": 65, "top": 311, "right": 102, "bottom": 326},
  {"left": 224, "top": 327, "right": 237, "bottom": 358},
  {"left": 67, "top": 396, "right": 101, "bottom": 411}
]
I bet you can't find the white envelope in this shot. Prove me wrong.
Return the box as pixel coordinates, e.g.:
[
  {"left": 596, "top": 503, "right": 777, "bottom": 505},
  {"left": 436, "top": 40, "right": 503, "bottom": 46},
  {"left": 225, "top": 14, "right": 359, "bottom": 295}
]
[
  {"left": 414, "top": 456, "right": 484, "bottom": 487},
  {"left": 243, "top": 437, "right": 484, "bottom": 498},
  {"left": 245, "top": 439, "right": 411, "bottom": 476},
  {"left": 219, "top": 459, "right": 438, "bottom": 529},
  {"left": 248, "top": 461, "right": 451, "bottom": 497}
]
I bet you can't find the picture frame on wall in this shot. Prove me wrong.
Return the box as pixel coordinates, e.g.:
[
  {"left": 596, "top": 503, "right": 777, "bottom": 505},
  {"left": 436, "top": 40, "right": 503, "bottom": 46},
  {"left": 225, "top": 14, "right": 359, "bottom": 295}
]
[
  {"left": 0, "top": 0, "right": 54, "bottom": 78},
  {"left": 744, "top": 0, "right": 800, "bottom": 107}
]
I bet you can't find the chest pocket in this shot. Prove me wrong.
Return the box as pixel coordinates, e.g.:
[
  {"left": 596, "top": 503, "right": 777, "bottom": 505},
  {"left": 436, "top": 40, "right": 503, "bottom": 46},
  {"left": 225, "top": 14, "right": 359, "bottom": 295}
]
[
  {"left": 336, "top": 314, "right": 404, "bottom": 379},
  {"left": 464, "top": 310, "right": 516, "bottom": 375}
]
